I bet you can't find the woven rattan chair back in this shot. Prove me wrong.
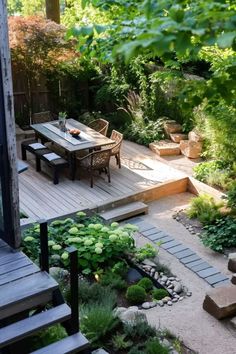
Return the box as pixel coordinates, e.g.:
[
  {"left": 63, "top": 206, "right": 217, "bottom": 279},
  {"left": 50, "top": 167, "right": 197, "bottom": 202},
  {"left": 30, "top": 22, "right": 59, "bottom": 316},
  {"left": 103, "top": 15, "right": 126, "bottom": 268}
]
[{"left": 89, "top": 118, "right": 109, "bottom": 136}]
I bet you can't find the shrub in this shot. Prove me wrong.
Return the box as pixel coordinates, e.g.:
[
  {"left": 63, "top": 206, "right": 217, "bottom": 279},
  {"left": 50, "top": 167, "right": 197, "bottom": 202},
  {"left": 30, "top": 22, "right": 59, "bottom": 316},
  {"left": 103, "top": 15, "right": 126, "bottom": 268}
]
[
  {"left": 193, "top": 160, "right": 231, "bottom": 186},
  {"left": 128, "top": 347, "right": 146, "bottom": 354},
  {"left": 186, "top": 194, "right": 223, "bottom": 225},
  {"left": 100, "top": 271, "right": 127, "bottom": 290},
  {"left": 80, "top": 303, "right": 119, "bottom": 344},
  {"left": 227, "top": 181, "right": 236, "bottom": 213},
  {"left": 78, "top": 279, "right": 117, "bottom": 308},
  {"left": 152, "top": 289, "right": 169, "bottom": 301},
  {"left": 111, "top": 334, "right": 133, "bottom": 351},
  {"left": 126, "top": 285, "right": 146, "bottom": 304},
  {"left": 137, "top": 277, "right": 153, "bottom": 292},
  {"left": 134, "top": 244, "right": 157, "bottom": 262},
  {"left": 201, "top": 216, "right": 236, "bottom": 252},
  {"left": 124, "top": 314, "right": 157, "bottom": 340},
  {"left": 27, "top": 325, "right": 67, "bottom": 351},
  {"left": 22, "top": 217, "right": 137, "bottom": 274},
  {"left": 145, "top": 338, "right": 169, "bottom": 354}
]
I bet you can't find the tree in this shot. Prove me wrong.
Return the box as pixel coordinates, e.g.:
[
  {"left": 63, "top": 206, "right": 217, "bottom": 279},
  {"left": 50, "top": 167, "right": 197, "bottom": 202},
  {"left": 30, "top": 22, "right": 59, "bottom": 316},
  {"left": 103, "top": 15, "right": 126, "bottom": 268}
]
[{"left": 45, "top": 0, "right": 60, "bottom": 23}]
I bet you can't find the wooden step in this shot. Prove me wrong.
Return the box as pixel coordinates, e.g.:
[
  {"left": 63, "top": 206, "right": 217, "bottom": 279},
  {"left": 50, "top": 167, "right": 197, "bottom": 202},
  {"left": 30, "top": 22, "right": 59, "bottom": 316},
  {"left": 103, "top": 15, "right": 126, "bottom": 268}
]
[
  {"left": 100, "top": 201, "right": 148, "bottom": 222},
  {"left": 0, "top": 271, "right": 58, "bottom": 320},
  {"left": 0, "top": 304, "right": 71, "bottom": 348},
  {"left": 31, "top": 332, "right": 90, "bottom": 354}
]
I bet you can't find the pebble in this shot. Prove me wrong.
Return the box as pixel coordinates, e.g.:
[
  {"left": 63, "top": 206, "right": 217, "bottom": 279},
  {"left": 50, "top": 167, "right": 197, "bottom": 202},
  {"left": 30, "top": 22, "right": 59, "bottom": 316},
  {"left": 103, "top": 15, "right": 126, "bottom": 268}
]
[
  {"left": 172, "top": 298, "right": 178, "bottom": 303},
  {"left": 154, "top": 272, "right": 159, "bottom": 280},
  {"left": 187, "top": 291, "right": 192, "bottom": 297},
  {"left": 174, "top": 294, "right": 180, "bottom": 299},
  {"left": 166, "top": 280, "right": 170, "bottom": 286},
  {"left": 149, "top": 301, "right": 157, "bottom": 308},
  {"left": 161, "top": 275, "right": 168, "bottom": 283},
  {"left": 168, "top": 289, "right": 173, "bottom": 295},
  {"left": 173, "top": 282, "right": 182, "bottom": 294},
  {"left": 168, "top": 277, "right": 176, "bottom": 281},
  {"left": 159, "top": 281, "right": 165, "bottom": 285},
  {"left": 158, "top": 300, "right": 164, "bottom": 307},
  {"left": 167, "top": 301, "right": 172, "bottom": 306},
  {"left": 168, "top": 284, "right": 174, "bottom": 289},
  {"left": 176, "top": 216, "right": 180, "bottom": 221},
  {"left": 179, "top": 296, "right": 184, "bottom": 301},
  {"left": 162, "top": 297, "right": 168, "bottom": 304}
]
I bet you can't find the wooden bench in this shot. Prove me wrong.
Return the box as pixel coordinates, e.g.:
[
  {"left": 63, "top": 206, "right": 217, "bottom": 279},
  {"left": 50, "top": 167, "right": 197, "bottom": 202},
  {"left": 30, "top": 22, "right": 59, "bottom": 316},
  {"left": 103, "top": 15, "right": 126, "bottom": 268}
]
[
  {"left": 21, "top": 139, "right": 47, "bottom": 161},
  {"left": 35, "top": 149, "right": 69, "bottom": 185}
]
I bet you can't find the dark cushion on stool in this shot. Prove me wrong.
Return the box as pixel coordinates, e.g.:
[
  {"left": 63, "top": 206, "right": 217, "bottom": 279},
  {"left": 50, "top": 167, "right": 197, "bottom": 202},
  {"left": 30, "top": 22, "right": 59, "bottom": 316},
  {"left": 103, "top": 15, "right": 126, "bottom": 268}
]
[{"left": 21, "top": 140, "right": 47, "bottom": 153}]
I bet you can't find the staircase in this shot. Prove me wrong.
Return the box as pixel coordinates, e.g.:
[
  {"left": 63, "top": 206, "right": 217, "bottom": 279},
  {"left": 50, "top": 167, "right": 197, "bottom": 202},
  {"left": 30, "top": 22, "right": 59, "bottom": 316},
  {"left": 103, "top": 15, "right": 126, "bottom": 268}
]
[{"left": 0, "top": 226, "right": 90, "bottom": 354}]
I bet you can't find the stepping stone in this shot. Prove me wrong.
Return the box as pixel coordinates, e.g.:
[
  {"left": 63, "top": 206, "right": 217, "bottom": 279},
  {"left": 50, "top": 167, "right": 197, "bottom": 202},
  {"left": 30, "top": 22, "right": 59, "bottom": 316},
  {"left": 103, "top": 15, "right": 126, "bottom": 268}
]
[
  {"left": 191, "top": 262, "right": 211, "bottom": 272},
  {"left": 148, "top": 231, "right": 169, "bottom": 241},
  {"left": 127, "top": 216, "right": 143, "bottom": 224},
  {"left": 134, "top": 221, "right": 154, "bottom": 232},
  {"left": 142, "top": 228, "right": 160, "bottom": 237},
  {"left": 197, "top": 267, "right": 220, "bottom": 279},
  {"left": 205, "top": 273, "right": 229, "bottom": 286},
  {"left": 161, "top": 240, "right": 181, "bottom": 250},
  {"left": 158, "top": 236, "right": 175, "bottom": 245},
  {"left": 203, "top": 285, "right": 236, "bottom": 319},
  {"left": 174, "top": 249, "right": 195, "bottom": 259},
  {"left": 149, "top": 140, "right": 181, "bottom": 156},
  {"left": 166, "top": 244, "right": 187, "bottom": 254},
  {"left": 185, "top": 259, "right": 205, "bottom": 269},
  {"left": 213, "top": 279, "right": 231, "bottom": 288},
  {"left": 180, "top": 254, "right": 201, "bottom": 265}
]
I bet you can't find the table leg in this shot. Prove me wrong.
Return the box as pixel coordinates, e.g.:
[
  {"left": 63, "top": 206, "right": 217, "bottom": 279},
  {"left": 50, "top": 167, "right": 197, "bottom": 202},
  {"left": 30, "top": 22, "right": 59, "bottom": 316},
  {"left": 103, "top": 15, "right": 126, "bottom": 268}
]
[{"left": 69, "top": 152, "right": 76, "bottom": 181}]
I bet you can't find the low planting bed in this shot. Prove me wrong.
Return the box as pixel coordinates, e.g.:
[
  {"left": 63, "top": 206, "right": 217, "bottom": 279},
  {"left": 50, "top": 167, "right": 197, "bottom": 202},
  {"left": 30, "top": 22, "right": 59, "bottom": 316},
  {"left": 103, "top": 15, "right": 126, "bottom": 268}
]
[{"left": 22, "top": 212, "right": 194, "bottom": 353}]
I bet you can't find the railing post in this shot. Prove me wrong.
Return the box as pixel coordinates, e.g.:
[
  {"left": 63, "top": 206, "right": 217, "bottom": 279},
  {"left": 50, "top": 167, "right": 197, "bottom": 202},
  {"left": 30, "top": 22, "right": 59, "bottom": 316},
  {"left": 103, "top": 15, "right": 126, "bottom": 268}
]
[
  {"left": 66, "top": 246, "right": 79, "bottom": 333},
  {"left": 39, "top": 220, "right": 49, "bottom": 273}
]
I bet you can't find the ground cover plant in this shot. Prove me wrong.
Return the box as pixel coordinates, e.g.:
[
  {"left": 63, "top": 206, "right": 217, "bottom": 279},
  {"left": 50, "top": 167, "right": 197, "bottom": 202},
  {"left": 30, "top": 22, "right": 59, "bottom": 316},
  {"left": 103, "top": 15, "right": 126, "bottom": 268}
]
[{"left": 186, "top": 194, "right": 223, "bottom": 225}]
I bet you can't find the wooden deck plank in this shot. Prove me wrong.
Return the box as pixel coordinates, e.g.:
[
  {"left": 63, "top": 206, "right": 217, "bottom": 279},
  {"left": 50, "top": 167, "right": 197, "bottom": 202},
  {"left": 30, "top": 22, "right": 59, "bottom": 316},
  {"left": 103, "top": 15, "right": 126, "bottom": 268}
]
[
  {"left": 0, "top": 256, "right": 32, "bottom": 277},
  {"left": 0, "top": 264, "right": 40, "bottom": 286},
  {"left": 0, "top": 251, "right": 26, "bottom": 267}
]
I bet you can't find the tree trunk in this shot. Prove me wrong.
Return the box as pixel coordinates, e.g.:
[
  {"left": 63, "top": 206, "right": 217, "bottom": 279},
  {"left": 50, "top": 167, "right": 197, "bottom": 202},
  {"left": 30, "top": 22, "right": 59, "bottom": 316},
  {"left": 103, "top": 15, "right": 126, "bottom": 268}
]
[{"left": 45, "top": 0, "right": 60, "bottom": 24}]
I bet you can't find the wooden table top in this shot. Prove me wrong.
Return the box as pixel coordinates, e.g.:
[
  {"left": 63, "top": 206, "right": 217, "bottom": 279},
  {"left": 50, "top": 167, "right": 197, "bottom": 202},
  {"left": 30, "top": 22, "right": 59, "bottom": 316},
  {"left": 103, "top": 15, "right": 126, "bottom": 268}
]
[{"left": 31, "top": 119, "right": 114, "bottom": 153}]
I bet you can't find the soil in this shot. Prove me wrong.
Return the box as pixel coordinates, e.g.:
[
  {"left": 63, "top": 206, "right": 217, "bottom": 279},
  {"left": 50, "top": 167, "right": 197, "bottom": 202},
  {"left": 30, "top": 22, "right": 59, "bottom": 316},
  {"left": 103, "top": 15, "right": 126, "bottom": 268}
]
[{"left": 173, "top": 209, "right": 203, "bottom": 236}]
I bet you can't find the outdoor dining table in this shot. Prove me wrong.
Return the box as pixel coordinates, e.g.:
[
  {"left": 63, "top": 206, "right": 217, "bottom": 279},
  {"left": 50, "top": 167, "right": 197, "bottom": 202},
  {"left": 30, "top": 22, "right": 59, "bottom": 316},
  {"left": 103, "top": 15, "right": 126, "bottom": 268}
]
[{"left": 30, "top": 118, "right": 115, "bottom": 180}]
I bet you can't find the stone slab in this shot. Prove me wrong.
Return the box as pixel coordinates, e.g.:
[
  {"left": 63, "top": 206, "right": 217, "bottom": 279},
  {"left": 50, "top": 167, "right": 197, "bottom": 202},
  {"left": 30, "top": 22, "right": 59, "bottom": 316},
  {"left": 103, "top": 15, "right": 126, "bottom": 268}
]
[
  {"left": 148, "top": 231, "right": 169, "bottom": 241},
  {"left": 174, "top": 249, "right": 195, "bottom": 259},
  {"left": 180, "top": 254, "right": 201, "bottom": 265},
  {"left": 161, "top": 240, "right": 182, "bottom": 250},
  {"left": 185, "top": 259, "right": 205, "bottom": 269},
  {"left": 203, "top": 285, "right": 236, "bottom": 319},
  {"left": 167, "top": 244, "right": 188, "bottom": 254},
  {"left": 205, "top": 273, "right": 229, "bottom": 286},
  {"left": 134, "top": 221, "right": 154, "bottom": 232},
  {"left": 213, "top": 279, "right": 231, "bottom": 288},
  {"left": 149, "top": 140, "right": 181, "bottom": 156},
  {"left": 127, "top": 217, "right": 143, "bottom": 224},
  {"left": 197, "top": 267, "right": 220, "bottom": 279},
  {"left": 142, "top": 228, "right": 160, "bottom": 237},
  {"left": 158, "top": 236, "right": 174, "bottom": 247},
  {"left": 191, "top": 262, "right": 211, "bottom": 272}
]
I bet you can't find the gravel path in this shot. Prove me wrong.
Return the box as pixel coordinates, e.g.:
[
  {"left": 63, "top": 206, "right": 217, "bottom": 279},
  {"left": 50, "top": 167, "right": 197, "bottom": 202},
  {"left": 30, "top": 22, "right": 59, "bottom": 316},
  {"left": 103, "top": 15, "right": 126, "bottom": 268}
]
[{"left": 134, "top": 193, "right": 236, "bottom": 354}]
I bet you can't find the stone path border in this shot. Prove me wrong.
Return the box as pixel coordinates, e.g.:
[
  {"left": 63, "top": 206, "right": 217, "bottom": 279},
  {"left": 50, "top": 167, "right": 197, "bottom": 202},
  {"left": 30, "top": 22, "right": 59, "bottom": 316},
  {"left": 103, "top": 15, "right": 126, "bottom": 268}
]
[{"left": 128, "top": 216, "right": 230, "bottom": 288}]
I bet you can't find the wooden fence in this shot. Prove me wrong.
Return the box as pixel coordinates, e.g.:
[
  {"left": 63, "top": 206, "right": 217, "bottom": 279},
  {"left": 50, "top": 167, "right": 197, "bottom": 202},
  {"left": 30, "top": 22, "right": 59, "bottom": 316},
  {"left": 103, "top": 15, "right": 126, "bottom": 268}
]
[{"left": 12, "top": 69, "right": 89, "bottom": 127}]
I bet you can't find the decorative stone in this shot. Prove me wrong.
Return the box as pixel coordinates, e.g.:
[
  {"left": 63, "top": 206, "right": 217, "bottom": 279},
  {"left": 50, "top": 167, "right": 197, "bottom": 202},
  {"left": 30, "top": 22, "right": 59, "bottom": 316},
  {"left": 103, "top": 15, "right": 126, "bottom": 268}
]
[
  {"left": 187, "top": 292, "right": 192, "bottom": 297},
  {"left": 142, "top": 302, "right": 151, "bottom": 309},
  {"left": 167, "top": 301, "right": 173, "bottom": 306},
  {"left": 162, "top": 297, "right": 169, "bottom": 304},
  {"left": 142, "top": 259, "right": 157, "bottom": 267},
  {"left": 203, "top": 285, "right": 236, "bottom": 319},
  {"left": 158, "top": 300, "right": 164, "bottom": 307},
  {"left": 172, "top": 298, "right": 178, "bottom": 303},
  {"left": 149, "top": 140, "right": 181, "bottom": 156},
  {"left": 149, "top": 301, "right": 157, "bottom": 308},
  {"left": 228, "top": 253, "right": 236, "bottom": 273},
  {"left": 179, "top": 296, "right": 184, "bottom": 301},
  {"left": 168, "top": 284, "right": 174, "bottom": 289},
  {"left": 168, "top": 277, "right": 176, "bottom": 281},
  {"left": 170, "top": 133, "right": 188, "bottom": 143},
  {"left": 164, "top": 121, "right": 183, "bottom": 135},
  {"left": 154, "top": 272, "right": 159, "bottom": 280},
  {"left": 114, "top": 307, "right": 127, "bottom": 317},
  {"left": 168, "top": 289, "right": 173, "bottom": 296},
  {"left": 92, "top": 349, "right": 109, "bottom": 354},
  {"left": 161, "top": 275, "right": 168, "bottom": 283},
  {"left": 188, "top": 130, "right": 203, "bottom": 142},
  {"left": 119, "top": 307, "right": 141, "bottom": 323},
  {"left": 231, "top": 274, "right": 236, "bottom": 285},
  {"left": 173, "top": 282, "right": 182, "bottom": 294},
  {"left": 180, "top": 140, "right": 203, "bottom": 159}
]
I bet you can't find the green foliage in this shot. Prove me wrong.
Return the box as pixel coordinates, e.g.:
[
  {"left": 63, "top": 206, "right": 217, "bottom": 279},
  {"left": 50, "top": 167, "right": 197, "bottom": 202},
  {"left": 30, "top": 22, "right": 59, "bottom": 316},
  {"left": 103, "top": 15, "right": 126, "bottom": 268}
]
[
  {"left": 100, "top": 271, "right": 127, "bottom": 290},
  {"left": 22, "top": 216, "right": 137, "bottom": 274},
  {"left": 145, "top": 338, "right": 169, "bottom": 354},
  {"left": 137, "top": 277, "right": 153, "bottom": 292},
  {"left": 126, "top": 285, "right": 146, "bottom": 304},
  {"left": 201, "top": 216, "right": 236, "bottom": 252},
  {"left": 111, "top": 333, "right": 133, "bottom": 351},
  {"left": 134, "top": 244, "right": 157, "bottom": 262},
  {"left": 27, "top": 324, "right": 67, "bottom": 351},
  {"left": 77, "top": 279, "right": 117, "bottom": 308},
  {"left": 80, "top": 303, "right": 119, "bottom": 344},
  {"left": 152, "top": 288, "right": 169, "bottom": 301},
  {"left": 186, "top": 194, "right": 223, "bottom": 225},
  {"left": 124, "top": 314, "right": 157, "bottom": 340},
  {"left": 227, "top": 181, "right": 236, "bottom": 213},
  {"left": 128, "top": 347, "right": 146, "bottom": 354}
]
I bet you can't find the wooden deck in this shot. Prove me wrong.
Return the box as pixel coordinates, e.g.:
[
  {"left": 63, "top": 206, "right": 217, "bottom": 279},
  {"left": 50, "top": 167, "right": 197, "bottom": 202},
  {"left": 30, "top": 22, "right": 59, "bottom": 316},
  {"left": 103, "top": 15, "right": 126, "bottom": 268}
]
[{"left": 18, "top": 140, "right": 186, "bottom": 222}]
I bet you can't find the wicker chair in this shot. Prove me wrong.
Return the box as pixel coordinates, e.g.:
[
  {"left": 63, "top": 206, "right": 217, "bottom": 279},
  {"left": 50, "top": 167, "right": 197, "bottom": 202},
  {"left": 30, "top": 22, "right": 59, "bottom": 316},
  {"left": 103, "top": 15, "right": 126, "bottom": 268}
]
[
  {"left": 77, "top": 149, "right": 111, "bottom": 188},
  {"left": 32, "top": 111, "right": 53, "bottom": 124},
  {"left": 104, "top": 130, "right": 123, "bottom": 168},
  {"left": 88, "top": 118, "right": 109, "bottom": 136}
]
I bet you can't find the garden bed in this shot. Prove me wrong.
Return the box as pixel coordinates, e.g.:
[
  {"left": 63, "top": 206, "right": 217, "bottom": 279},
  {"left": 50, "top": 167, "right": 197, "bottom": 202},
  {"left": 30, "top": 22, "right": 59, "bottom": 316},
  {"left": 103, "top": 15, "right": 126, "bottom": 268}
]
[{"left": 22, "top": 211, "right": 194, "bottom": 353}]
